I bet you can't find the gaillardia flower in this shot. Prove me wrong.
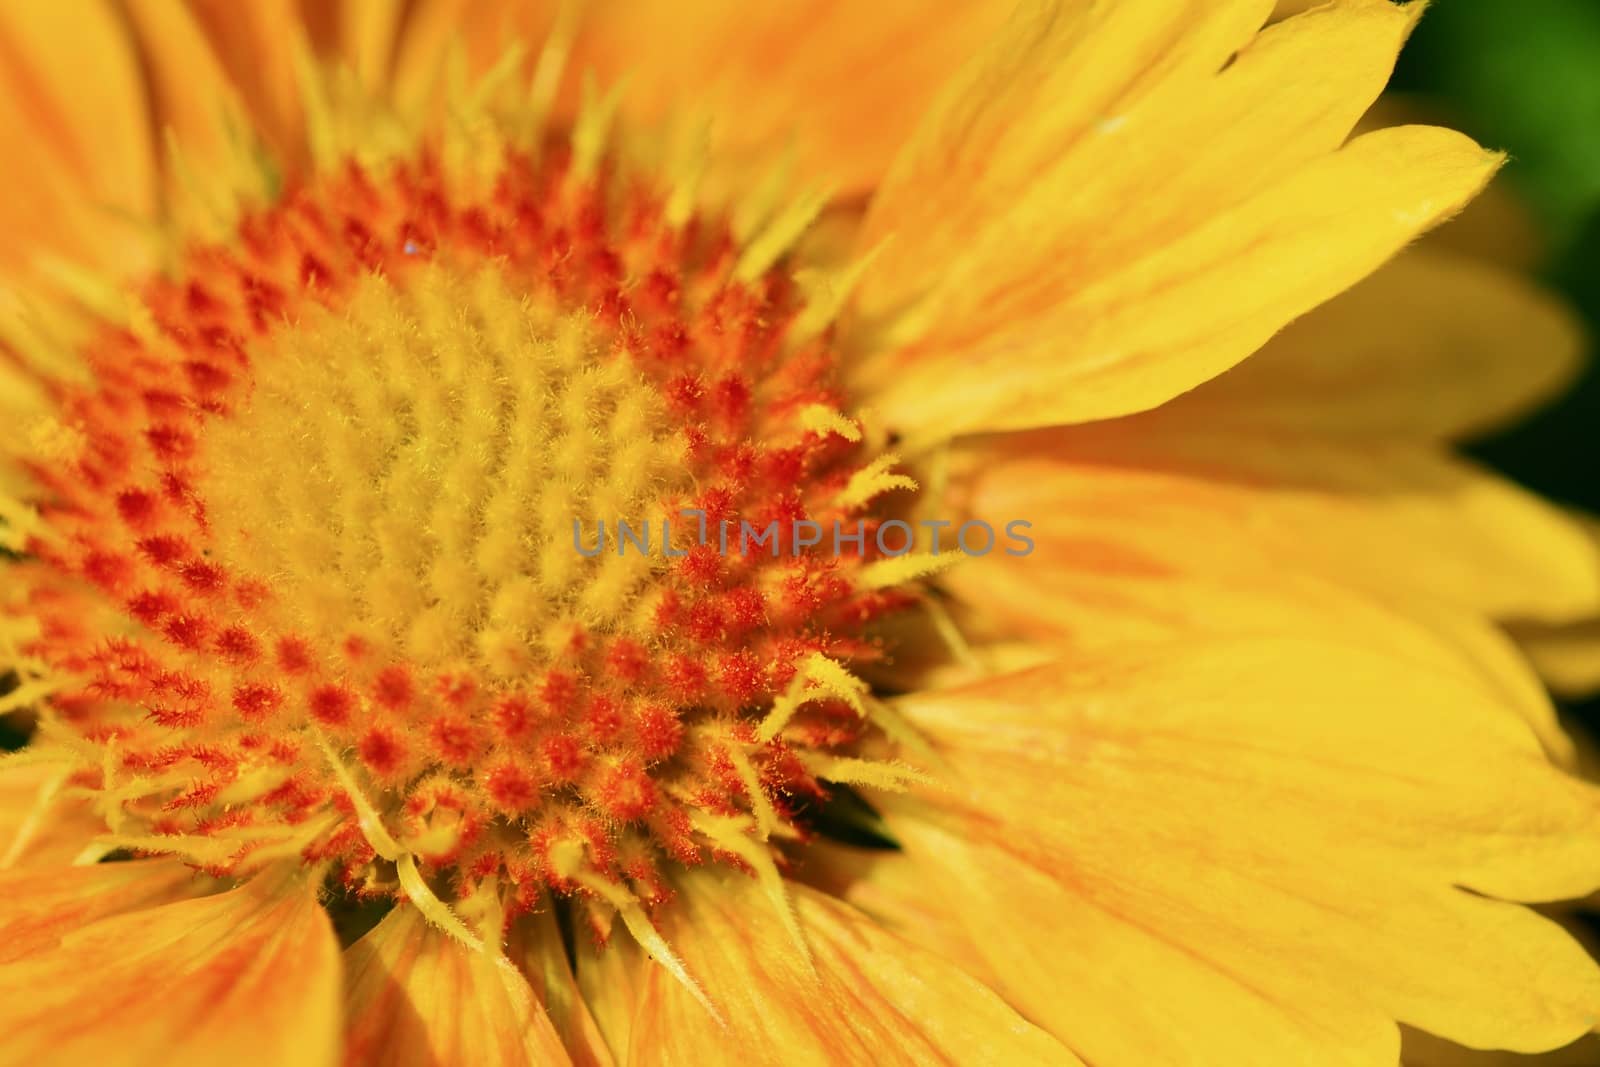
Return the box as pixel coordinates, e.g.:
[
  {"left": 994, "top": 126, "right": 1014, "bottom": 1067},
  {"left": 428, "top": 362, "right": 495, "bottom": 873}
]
[{"left": 2, "top": 1, "right": 1600, "bottom": 1064}]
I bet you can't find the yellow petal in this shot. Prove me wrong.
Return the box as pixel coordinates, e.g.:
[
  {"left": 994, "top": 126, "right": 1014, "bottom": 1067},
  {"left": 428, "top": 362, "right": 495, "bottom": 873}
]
[
  {"left": 345, "top": 904, "right": 574, "bottom": 1067},
  {"left": 884, "top": 639, "right": 1600, "bottom": 1062},
  {"left": 1168, "top": 248, "right": 1584, "bottom": 440},
  {"left": 795, "top": 838, "right": 1001, "bottom": 991},
  {"left": 0, "top": 762, "right": 107, "bottom": 867},
  {"left": 0, "top": 869, "right": 341, "bottom": 1067},
  {"left": 1515, "top": 618, "right": 1600, "bottom": 699},
  {"left": 1356, "top": 95, "right": 1547, "bottom": 271},
  {"left": 623, "top": 867, "right": 1078, "bottom": 1065},
  {"left": 947, "top": 423, "right": 1600, "bottom": 626},
  {"left": 1511, "top": 517, "right": 1600, "bottom": 698},
  {"left": 848, "top": 2, "right": 1499, "bottom": 441},
  {"left": 0, "top": 0, "right": 155, "bottom": 277},
  {"left": 1402, "top": 1026, "right": 1600, "bottom": 1066},
  {"left": 948, "top": 546, "right": 1579, "bottom": 765}
]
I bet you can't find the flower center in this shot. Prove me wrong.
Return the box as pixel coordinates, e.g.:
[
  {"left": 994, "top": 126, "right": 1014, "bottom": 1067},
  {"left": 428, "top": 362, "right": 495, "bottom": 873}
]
[{"left": 11, "top": 138, "right": 927, "bottom": 915}]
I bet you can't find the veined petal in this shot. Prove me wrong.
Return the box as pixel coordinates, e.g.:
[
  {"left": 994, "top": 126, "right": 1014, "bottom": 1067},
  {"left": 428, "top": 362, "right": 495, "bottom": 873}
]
[
  {"left": 946, "top": 551, "right": 1579, "bottom": 764},
  {"left": 624, "top": 868, "right": 1078, "bottom": 1065},
  {"left": 0, "top": 869, "right": 340, "bottom": 1067},
  {"left": 1165, "top": 248, "right": 1585, "bottom": 440},
  {"left": 0, "top": 858, "right": 203, "bottom": 963},
  {"left": 848, "top": 0, "right": 1498, "bottom": 441},
  {"left": 948, "top": 423, "right": 1600, "bottom": 625},
  {"left": 796, "top": 839, "right": 1000, "bottom": 991},
  {"left": 882, "top": 639, "right": 1600, "bottom": 1062},
  {"left": 574, "top": 920, "right": 652, "bottom": 1066},
  {"left": 344, "top": 904, "right": 573, "bottom": 1067}
]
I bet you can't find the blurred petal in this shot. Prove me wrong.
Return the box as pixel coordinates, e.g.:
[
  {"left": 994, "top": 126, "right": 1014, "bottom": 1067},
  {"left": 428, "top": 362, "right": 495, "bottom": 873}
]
[
  {"left": 121, "top": 0, "right": 251, "bottom": 186},
  {"left": 883, "top": 639, "right": 1600, "bottom": 1063},
  {"left": 1403, "top": 1025, "right": 1600, "bottom": 1066},
  {"left": 0, "top": 0, "right": 154, "bottom": 276},
  {"left": 948, "top": 423, "right": 1600, "bottom": 626},
  {"left": 390, "top": 0, "right": 559, "bottom": 114},
  {"left": 1511, "top": 517, "right": 1600, "bottom": 697},
  {"left": 1168, "top": 249, "right": 1585, "bottom": 440},
  {"left": 575, "top": 0, "right": 1010, "bottom": 192},
  {"left": 344, "top": 904, "right": 573, "bottom": 1066},
  {"left": 0, "top": 870, "right": 340, "bottom": 1066},
  {"left": 334, "top": 0, "right": 407, "bottom": 91},
  {"left": 1515, "top": 618, "right": 1600, "bottom": 699},
  {"left": 626, "top": 868, "right": 1077, "bottom": 1064},
  {"left": 180, "top": 0, "right": 308, "bottom": 166},
  {"left": 850, "top": 1, "right": 1495, "bottom": 440}
]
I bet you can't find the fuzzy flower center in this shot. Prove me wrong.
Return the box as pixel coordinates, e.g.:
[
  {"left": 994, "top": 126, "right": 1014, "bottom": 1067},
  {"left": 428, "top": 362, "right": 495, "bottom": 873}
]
[{"left": 14, "top": 142, "right": 927, "bottom": 915}]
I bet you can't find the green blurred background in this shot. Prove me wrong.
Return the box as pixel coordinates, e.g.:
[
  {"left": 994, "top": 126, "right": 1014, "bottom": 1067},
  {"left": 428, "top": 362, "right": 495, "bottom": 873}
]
[{"left": 1395, "top": 0, "right": 1600, "bottom": 733}]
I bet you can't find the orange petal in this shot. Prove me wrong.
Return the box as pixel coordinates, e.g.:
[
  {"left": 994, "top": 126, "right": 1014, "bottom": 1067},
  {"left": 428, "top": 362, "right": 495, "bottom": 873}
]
[
  {"left": 883, "top": 639, "right": 1600, "bottom": 1062},
  {"left": 0, "top": 869, "right": 341, "bottom": 1066},
  {"left": 948, "top": 422, "right": 1600, "bottom": 627},
  {"left": 180, "top": 0, "right": 309, "bottom": 168},
  {"left": 1166, "top": 248, "right": 1584, "bottom": 440},
  {"left": 849, "top": 1, "right": 1498, "bottom": 441},
  {"left": 121, "top": 0, "right": 251, "bottom": 187},
  {"left": 344, "top": 904, "right": 573, "bottom": 1066},
  {"left": 571, "top": 1, "right": 1011, "bottom": 193},
  {"left": 390, "top": 0, "right": 559, "bottom": 116},
  {"left": 573, "top": 917, "right": 649, "bottom": 1064},
  {"left": 621, "top": 868, "right": 1077, "bottom": 1064},
  {"left": 0, "top": 858, "right": 203, "bottom": 963},
  {"left": 333, "top": 0, "right": 407, "bottom": 91},
  {"left": 512, "top": 907, "right": 616, "bottom": 1066}
]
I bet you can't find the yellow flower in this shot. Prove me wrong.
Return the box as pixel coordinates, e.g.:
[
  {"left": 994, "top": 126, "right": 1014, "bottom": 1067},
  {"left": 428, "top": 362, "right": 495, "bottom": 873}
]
[{"left": 0, "top": 2, "right": 1597, "bottom": 1065}]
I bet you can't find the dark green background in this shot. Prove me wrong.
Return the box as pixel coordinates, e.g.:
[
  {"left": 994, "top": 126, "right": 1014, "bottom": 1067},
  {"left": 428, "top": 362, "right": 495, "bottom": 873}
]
[{"left": 1395, "top": 0, "right": 1600, "bottom": 733}]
